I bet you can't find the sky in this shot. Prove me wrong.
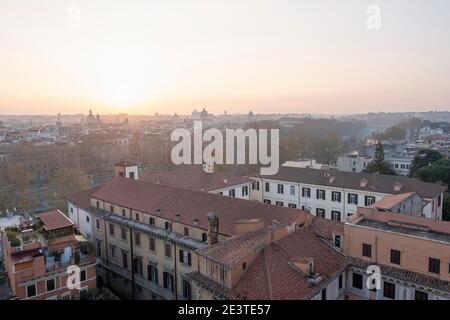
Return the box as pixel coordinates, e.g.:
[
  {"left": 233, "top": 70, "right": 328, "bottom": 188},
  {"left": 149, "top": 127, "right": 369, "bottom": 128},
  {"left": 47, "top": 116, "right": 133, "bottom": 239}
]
[{"left": 0, "top": 0, "right": 450, "bottom": 115}]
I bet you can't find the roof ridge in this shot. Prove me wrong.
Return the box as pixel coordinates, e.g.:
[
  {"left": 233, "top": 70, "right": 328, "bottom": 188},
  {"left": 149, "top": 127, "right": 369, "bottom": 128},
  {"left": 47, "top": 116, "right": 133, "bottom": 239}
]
[{"left": 262, "top": 248, "right": 274, "bottom": 300}]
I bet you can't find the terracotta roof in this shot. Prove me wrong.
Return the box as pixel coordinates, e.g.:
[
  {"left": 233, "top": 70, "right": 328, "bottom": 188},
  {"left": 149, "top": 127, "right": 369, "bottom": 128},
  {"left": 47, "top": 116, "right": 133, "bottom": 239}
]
[
  {"left": 36, "top": 210, "right": 74, "bottom": 231},
  {"left": 370, "top": 192, "right": 417, "bottom": 210},
  {"left": 254, "top": 167, "right": 447, "bottom": 199},
  {"left": 114, "top": 160, "right": 138, "bottom": 167},
  {"left": 65, "top": 186, "right": 102, "bottom": 209},
  {"left": 90, "top": 177, "right": 305, "bottom": 236},
  {"left": 141, "top": 165, "right": 252, "bottom": 192},
  {"left": 310, "top": 217, "right": 345, "bottom": 240},
  {"left": 229, "top": 227, "right": 348, "bottom": 300},
  {"left": 198, "top": 228, "right": 268, "bottom": 267}
]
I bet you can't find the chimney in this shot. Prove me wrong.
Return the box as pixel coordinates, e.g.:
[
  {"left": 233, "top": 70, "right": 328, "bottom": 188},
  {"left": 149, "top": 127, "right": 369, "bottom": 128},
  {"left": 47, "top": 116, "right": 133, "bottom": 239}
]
[
  {"left": 360, "top": 179, "right": 368, "bottom": 187},
  {"left": 113, "top": 160, "right": 139, "bottom": 180},
  {"left": 174, "top": 214, "right": 181, "bottom": 221},
  {"left": 223, "top": 178, "right": 228, "bottom": 185},
  {"left": 393, "top": 182, "right": 402, "bottom": 192},
  {"left": 203, "top": 163, "right": 215, "bottom": 174},
  {"left": 156, "top": 208, "right": 162, "bottom": 216},
  {"left": 329, "top": 176, "right": 335, "bottom": 184},
  {"left": 207, "top": 212, "right": 219, "bottom": 245}
]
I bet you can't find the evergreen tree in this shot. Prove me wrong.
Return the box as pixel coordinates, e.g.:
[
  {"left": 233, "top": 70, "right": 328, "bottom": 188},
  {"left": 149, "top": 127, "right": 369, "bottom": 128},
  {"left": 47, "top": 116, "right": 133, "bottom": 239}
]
[{"left": 364, "top": 141, "right": 397, "bottom": 175}]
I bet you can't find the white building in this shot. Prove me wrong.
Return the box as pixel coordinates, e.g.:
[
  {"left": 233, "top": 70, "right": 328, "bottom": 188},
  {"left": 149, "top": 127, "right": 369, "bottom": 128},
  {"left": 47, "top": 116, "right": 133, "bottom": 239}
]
[
  {"left": 249, "top": 167, "right": 446, "bottom": 222},
  {"left": 336, "top": 153, "right": 372, "bottom": 173}
]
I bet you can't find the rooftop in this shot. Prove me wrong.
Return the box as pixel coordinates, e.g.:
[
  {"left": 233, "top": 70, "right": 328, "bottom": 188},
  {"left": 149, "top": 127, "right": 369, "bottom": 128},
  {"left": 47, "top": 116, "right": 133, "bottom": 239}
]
[
  {"left": 88, "top": 177, "right": 305, "bottom": 236},
  {"left": 36, "top": 210, "right": 74, "bottom": 231},
  {"left": 141, "top": 165, "right": 252, "bottom": 192},
  {"left": 369, "top": 192, "right": 417, "bottom": 210},
  {"left": 356, "top": 218, "right": 450, "bottom": 243},
  {"left": 254, "top": 167, "right": 447, "bottom": 199},
  {"left": 228, "top": 227, "right": 348, "bottom": 300}
]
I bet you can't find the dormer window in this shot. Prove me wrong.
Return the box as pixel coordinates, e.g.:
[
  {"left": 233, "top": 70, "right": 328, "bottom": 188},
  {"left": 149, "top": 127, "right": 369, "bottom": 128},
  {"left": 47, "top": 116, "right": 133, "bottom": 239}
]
[
  {"left": 309, "top": 262, "right": 314, "bottom": 275},
  {"left": 165, "top": 221, "right": 171, "bottom": 231},
  {"left": 149, "top": 217, "right": 155, "bottom": 226},
  {"left": 242, "top": 262, "right": 247, "bottom": 270}
]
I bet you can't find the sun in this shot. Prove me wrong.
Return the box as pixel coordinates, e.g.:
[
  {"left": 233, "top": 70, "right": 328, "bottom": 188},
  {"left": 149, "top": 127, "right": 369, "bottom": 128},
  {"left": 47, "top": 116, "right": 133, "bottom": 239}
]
[{"left": 78, "top": 45, "right": 170, "bottom": 109}]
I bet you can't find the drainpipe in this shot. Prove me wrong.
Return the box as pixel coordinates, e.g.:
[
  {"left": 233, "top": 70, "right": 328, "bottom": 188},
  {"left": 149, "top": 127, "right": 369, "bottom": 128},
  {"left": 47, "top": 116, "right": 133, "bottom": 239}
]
[
  {"left": 172, "top": 240, "right": 178, "bottom": 300},
  {"left": 129, "top": 226, "right": 135, "bottom": 300}
]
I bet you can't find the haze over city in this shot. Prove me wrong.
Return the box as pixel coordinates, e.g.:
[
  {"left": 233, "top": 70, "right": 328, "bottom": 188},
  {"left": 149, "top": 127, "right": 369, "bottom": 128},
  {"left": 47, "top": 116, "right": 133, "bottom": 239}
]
[{"left": 1, "top": 0, "right": 450, "bottom": 116}]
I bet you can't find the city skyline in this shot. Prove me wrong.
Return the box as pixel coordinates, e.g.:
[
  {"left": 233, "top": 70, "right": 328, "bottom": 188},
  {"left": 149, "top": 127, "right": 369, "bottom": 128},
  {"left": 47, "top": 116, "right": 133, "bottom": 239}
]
[{"left": 1, "top": 0, "right": 450, "bottom": 115}]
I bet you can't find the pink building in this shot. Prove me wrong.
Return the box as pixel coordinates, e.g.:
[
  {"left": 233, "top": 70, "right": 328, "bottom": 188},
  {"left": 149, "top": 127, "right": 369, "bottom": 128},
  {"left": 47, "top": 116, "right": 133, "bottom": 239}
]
[{"left": 1, "top": 210, "right": 97, "bottom": 300}]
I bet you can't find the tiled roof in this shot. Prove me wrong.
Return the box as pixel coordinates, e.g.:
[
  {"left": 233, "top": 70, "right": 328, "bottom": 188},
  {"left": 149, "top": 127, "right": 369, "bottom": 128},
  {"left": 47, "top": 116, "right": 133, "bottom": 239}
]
[
  {"left": 254, "top": 167, "right": 446, "bottom": 199},
  {"left": 36, "top": 210, "right": 74, "bottom": 231},
  {"left": 89, "top": 177, "right": 305, "bottom": 236},
  {"left": 310, "top": 217, "right": 345, "bottom": 241},
  {"left": 349, "top": 258, "right": 450, "bottom": 294},
  {"left": 65, "top": 186, "right": 102, "bottom": 209},
  {"left": 369, "top": 192, "right": 416, "bottom": 210},
  {"left": 187, "top": 272, "right": 231, "bottom": 299},
  {"left": 141, "top": 165, "right": 252, "bottom": 192},
  {"left": 229, "top": 227, "right": 348, "bottom": 300},
  {"left": 198, "top": 229, "right": 268, "bottom": 267}
]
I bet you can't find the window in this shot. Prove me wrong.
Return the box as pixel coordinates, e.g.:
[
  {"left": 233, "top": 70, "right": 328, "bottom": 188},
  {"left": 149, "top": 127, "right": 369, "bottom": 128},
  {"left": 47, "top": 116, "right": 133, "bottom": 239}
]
[
  {"left": 129, "top": 172, "right": 135, "bottom": 180},
  {"left": 165, "top": 221, "right": 171, "bottom": 231},
  {"left": 334, "top": 235, "right": 341, "bottom": 248},
  {"left": 179, "top": 250, "right": 192, "bottom": 266},
  {"left": 362, "top": 243, "right": 372, "bottom": 257},
  {"left": 27, "top": 284, "right": 36, "bottom": 298},
  {"left": 86, "top": 216, "right": 90, "bottom": 223},
  {"left": 338, "top": 275, "right": 343, "bottom": 290},
  {"left": 302, "top": 187, "right": 311, "bottom": 198},
  {"left": 348, "top": 193, "right": 358, "bottom": 205},
  {"left": 316, "top": 189, "right": 326, "bottom": 200},
  {"left": 163, "top": 272, "right": 174, "bottom": 292},
  {"left": 438, "top": 194, "right": 442, "bottom": 208},
  {"left": 165, "top": 243, "right": 172, "bottom": 258},
  {"left": 265, "top": 182, "right": 270, "bottom": 192},
  {"left": 121, "top": 227, "right": 127, "bottom": 240},
  {"left": 110, "top": 205, "right": 114, "bottom": 213},
  {"left": 149, "top": 237, "right": 156, "bottom": 251},
  {"left": 321, "top": 288, "right": 327, "bottom": 300},
  {"left": 288, "top": 203, "right": 297, "bottom": 208},
  {"left": 184, "top": 227, "right": 189, "bottom": 236},
  {"left": 275, "top": 201, "right": 284, "bottom": 207},
  {"left": 96, "top": 201, "right": 100, "bottom": 208},
  {"left": 46, "top": 279, "right": 55, "bottom": 292},
  {"left": 331, "top": 191, "right": 341, "bottom": 202},
  {"left": 228, "top": 189, "right": 236, "bottom": 197},
  {"left": 96, "top": 241, "right": 102, "bottom": 257},
  {"left": 182, "top": 280, "right": 192, "bottom": 299},
  {"left": 252, "top": 181, "right": 260, "bottom": 190},
  {"left": 202, "top": 233, "right": 208, "bottom": 242},
  {"left": 242, "top": 262, "right": 247, "bottom": 270},
  {"left": 135, "top": 232, "right": 141, "bottom": 246},
  {"left": 147, "top": 264, "right": 158, "bottom": 284},
  {"left": 109, "top": 223, "right": 115, "bottom": 236},
  {"left": 429, "top": 257, "right": 440, "bottom": 274},
  {"left": 122, "top": 250, "right": 128, "bottom": 269},
  {"left": 110, "top": 245, "right": 116, "bottom": 258},
  {"left": 383, "top": 282, "right": 396, "bottom": 299},
  {"left": 80, "top": 270, "right": 87, "bottom": 282},
  {"left": 242, "top": 186, "right": 249, "bottom": 196},
  {"left": 316, "top": 208, "right": 325, "bottom": 219},
  {"left": 135, "top": 213, "right": 140, "bottom": 221},
  {"left": 149, "top": 217, "right": 155, "bottom": 226},
  {"left": 415, "top": 290, "right": 428, "bottom": 300},
  {"left": 365, "top": 196, "right": 376, "bottom": 206},
  {"left": 122, "top": 209, "right": 126, "bottom": 217},
  {"left": 331, "top": 211, "right": 341, "bottom": 221},
  {"left": 352, "top": 273, "right": 363, "bottom": 289},
  {"left": 390, "top": 249, "right": 401, "bottom": 265},
  {"left": 95, "top": 219, "right": 100, "bottom": 230},
  {"left": 290, "top": 185, "right": 295, "bottom": 196},
  {"left": 277, "top": 184, "right": 284, "bottom": 194},
  {"left": 134, "top": 258, "right": 143, "bottom": 276},
  {"left": 263, "top": 199, "right": 271, "bottom": 204},
  {"left": 70, "top": 207, "right": 74, "bottom": 214}
]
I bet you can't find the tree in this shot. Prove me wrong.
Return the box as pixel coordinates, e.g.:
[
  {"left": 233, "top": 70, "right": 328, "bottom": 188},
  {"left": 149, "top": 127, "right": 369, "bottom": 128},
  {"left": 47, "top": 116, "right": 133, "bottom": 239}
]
[
  {"left": 414, "top": 159, "right": 450, "bottom": 188},
  {"left": 46, "top": 167, "right": 90, "bottom": 212},
  {"left": 0, "top": 164, "right": 36, "bottom": 213},
  {"left": 410, "top": 149, "right": 443, "bottom": 177},
  {"left": 364, "top": 141, "right": 396, "bottom": 175},
  {"left": 443, "top": 193, "right": 450, "bottom": 221}
]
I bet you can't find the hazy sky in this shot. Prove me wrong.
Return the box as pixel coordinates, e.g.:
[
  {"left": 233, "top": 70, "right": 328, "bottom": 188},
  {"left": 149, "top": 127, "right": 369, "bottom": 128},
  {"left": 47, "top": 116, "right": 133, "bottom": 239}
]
[{"left": 1, "top": 0, "right": 450, "bottom": 115}]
